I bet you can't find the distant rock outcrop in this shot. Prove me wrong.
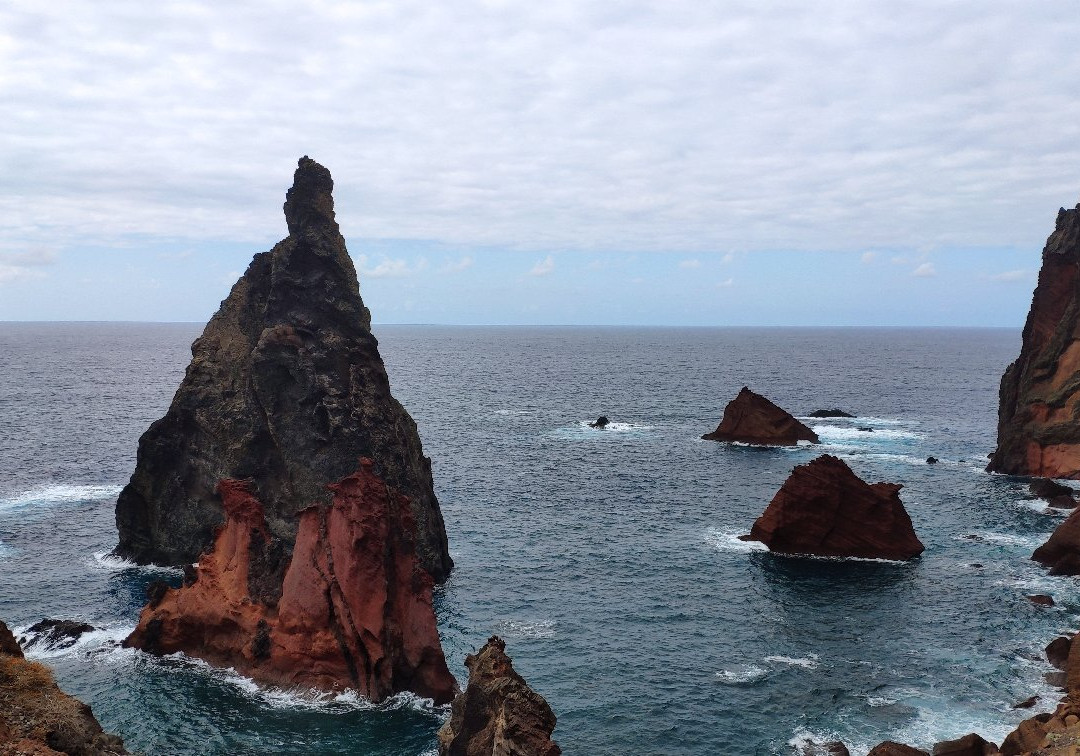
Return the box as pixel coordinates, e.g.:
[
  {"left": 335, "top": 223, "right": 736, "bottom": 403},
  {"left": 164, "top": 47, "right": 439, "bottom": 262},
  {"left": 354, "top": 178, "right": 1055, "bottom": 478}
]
[
  {"left": 589, "top": 416, "right": 610, "bottom": 428},
  {"left": 702, "top": 387, "right": 819, "bottom": 446},
  {"left": 1033, "top": 508, "right": 1080, "bottom": 575},
  {"left": 124, "top": 459, "right": 457, "bottom": 704},
  {"left": 21, "top": 619, "right": 95, "bottom": 651},
  {"left": 0, "top": 618, "right": 128, "bottom": 755},
  {"left": 988, "top": 203, "right": 1080, "bottom": 479},
  {"left": 746, "top": 455, "right": 924, "bottom": 560},
  {"left": 114, "top": 156, "right": 452, "bottom": 584},
  {"left": 438, "top": 636, "right": 560, "bottom": 756},
  {"left": 1030, "top": 478, "right": 1079, "bottom": 509},
  {"left": 808, "top": 409, "right": 855, "bottom": 418}
]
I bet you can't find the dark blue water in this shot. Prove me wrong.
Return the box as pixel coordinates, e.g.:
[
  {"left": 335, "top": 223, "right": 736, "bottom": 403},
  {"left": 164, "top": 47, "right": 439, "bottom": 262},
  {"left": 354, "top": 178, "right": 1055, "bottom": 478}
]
[{"left": 0, "top": 323, "right": 1075, "bottom": 755}]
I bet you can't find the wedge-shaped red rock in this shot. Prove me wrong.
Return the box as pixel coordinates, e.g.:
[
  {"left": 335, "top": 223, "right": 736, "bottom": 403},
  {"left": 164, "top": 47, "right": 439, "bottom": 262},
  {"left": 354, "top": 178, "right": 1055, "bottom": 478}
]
[
  {"left": 1033, "top": 507, "right": 1080, "bottom": 576},
  {"left": 124, "top": 458, "right": 457, "bottom": 704},
  {"left": 747, "top": 455, "right": 924, "bottom": 560},
  {"left": 702, "top": 386, "right": 819, "bottom": 446}
]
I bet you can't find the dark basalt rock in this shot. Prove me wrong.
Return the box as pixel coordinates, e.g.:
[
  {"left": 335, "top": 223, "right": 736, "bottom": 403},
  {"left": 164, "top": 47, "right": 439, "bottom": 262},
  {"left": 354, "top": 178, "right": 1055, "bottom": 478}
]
[
  {"left": 589, "top": 416, "right": 610, "bottom": 428},
  {"left": 795, "top": 739, "right": 851, "bottom": 755},
  {"left": 858, "top": 426, "right": 875, "bottom": 432},
  {"left": 747, "top": 455, "right": 924, "bottom": 560},
  {"left": 113, "top": 157, "right": 452, "bottom": 584},
  {"left": 1030, "top": 477, "right": 1079, "bottom": 509},
  {"left": 989, "top": 203, "right": 1080, "bottom": 479},
  {"left": 22, "top": 619, "right": 95, "bottom": 650},
  {"left": 930, "top": 733, "right": 999, "bottom": 755},
  {"left": 1012, "top": 695, "right": 1039, "bottom": 709},
  {"left": 703, "top": 387, "right": 820, "bottom": 446},
  {"left": 438, "top": 636, "right": 560, "bottom": 756},
  {"left": 808, "top": 409, "right": 855, "bottom": 418},
  {"left": 926, "top": 457, "right": 939, "bottom": 464},
  {"left": 1047, "top": 635, "right": 1072, "bottom": 670},
  {"left": 1027, "top": 593, "right": 1055, "bottom": 606}
]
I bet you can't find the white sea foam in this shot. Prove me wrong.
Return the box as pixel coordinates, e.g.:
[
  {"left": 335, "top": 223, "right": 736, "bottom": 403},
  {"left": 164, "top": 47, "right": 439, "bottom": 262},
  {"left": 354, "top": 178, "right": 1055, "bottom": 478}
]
[
  {"left": 577, "top": 420, "right": 645, "bottom": 433},
  {"left": 18, "top": 622, "right": 132, "bottom": 660},
  {"left": 704, "top": 527, "right": 767, "bottom": 553},
  {"left": 715, "top": 664, "right": 768, "bottom": 685},
  {"left": 764, "top": 653, "right": 820, "bottom": 670},
  {"left": 1013, "top": 498, "right": 1072, "bottom": 515},
  {"left": 812, "top": 426, "right": 921, "bottom": 441},
  {"left": 494, "top": 619, "right": 556, "bottom": 639},
  {"left": 492, "top": 409, "right": 530, "bottom": 416},
  {"left": 89, "top": 551, "right": 184, "bottom": 575},
  {"left": 964, "top": 531, "right": 1046, "bottom": 549},
  {"left": 0, "top": 484, "right": 122, "bottom": 513}
]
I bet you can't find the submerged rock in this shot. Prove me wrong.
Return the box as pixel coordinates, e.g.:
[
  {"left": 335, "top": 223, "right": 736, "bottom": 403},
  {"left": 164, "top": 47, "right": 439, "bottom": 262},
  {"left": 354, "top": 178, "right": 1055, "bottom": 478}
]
[
  {"left": 808, "top": 409, "right": 855, "bottom": 418},
  {"left": 22, "top": 619, "right": 95, "bottom": 651},
  {"left": 438, "top": 636, "right": 560, "bottom": 756},
  {"left": 114, "top": 156, "right": 452, "bottom": 584},
  {"left": 124, "top": 459, "right": 456, "bottom": 704},
  {"left": 0, "top": 618, "right": 128, "bottom": 755},
  {"left": 702, "top": 387, "right": 819, "bottom": 446},
  {"left": 746, "top": 455, "right": 924, "bottom": 560},
  {"left": 1027, "top": 594, "right": 1055, "bottom": 606},
  {"left": 1033, "top": 508, "right": 1080, "bottom": 575},
  {"left": 589, "top": 416, "right": 610, "bottom": 428},
  {"left": 988, "top": 203, "right": 1080, "bottom": 479}
]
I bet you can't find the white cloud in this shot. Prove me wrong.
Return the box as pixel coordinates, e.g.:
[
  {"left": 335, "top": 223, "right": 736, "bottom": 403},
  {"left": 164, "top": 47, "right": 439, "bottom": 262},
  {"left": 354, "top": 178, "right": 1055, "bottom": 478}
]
[
  {"left": 678, "top": 259, "right": 701, "bottom": 269},
  {"left": 721, "top": 252, "right": 735, "bottom": 264},
  {"left": 913, "top": 262, "right": 937, "bottom": 278},
  {"left": 988, "top": 269, "right": 1029, "bottom": 282},
  {"left": 891, "top": 256, "right": 909, "bottom": 265},
  {"left": 529, "top": 255, "right": 555, "bottom": 277},
  {"left": 861, "top": 252, "right": 877, "bottom": 264},
  {"left": 2, "top": 2, "right": 1080, "bottom": 260},
  {"left": 718, "top": 278, "right": 734, "bottom": 288},
  {"left": 357, "top": 255, "right": 428, "bottom": 279},
  {"left": 0, "top": 249, "right": 55, "bottom": 285},
  {"left": 441, "top": 255, "right": 474, "bottom": 273}
]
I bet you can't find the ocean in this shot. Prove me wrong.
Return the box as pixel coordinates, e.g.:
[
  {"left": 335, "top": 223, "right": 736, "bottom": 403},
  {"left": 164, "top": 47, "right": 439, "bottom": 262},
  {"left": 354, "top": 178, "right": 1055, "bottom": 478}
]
[{"left": 0, "top": 323, "right": 1073, "bottom": 755}]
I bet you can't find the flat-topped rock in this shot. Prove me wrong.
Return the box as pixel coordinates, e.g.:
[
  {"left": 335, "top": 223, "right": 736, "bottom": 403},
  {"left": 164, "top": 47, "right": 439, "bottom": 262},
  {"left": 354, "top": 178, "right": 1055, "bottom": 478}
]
[
  {"left": 702, "top": 387, "right": 819, "bottom": 446},
  {"left": 747, "top": 455, "right": 924, "bottom": 560}
]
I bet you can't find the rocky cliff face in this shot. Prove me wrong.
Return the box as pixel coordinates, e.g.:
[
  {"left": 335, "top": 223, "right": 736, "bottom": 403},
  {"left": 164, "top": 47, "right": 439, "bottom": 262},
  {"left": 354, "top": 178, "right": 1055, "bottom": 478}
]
[
  {"left": 1032, "top": 507, "right": 1080, "bottom": 575},
  {"left": 989, "top": 204, "right": 1080, "bottom": 479},
  {"left": 124, "top": 458, "right": 457, "bottom": 703},
  {"left": 114, "top": 156, "right": 452, "bottom": 583},
  {"left": 438, "top": 636, "right": 560, "bottom": 756},
  {"left": 702, "top": 387, "right": 819, "bottom": 446},
  {"left": 0, "top": 619, "right": 128, "bottom": 755},
  {"left": 746, "top": 455, "right": 924, "bottom": 560}
]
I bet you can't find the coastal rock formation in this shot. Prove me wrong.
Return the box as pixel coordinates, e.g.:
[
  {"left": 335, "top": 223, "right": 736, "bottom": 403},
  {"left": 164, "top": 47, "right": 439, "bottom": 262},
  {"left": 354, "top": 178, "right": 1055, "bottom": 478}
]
[
  {"left": 988, "top": 203, "right": 1080, "bottom": 479},
  {"left": 930, "top": 733, "right": 999, "bottom": 755},
  {"left": 808, "top": 409, "right": 855, "bottom": 418},
  {"left": 124, "top": 459, "right": 456, "bottom": 704},
  {"left": 1030, "top": 478, "right": 1078, "bottom": 509},
  {"left": 746, "top": 455, "right": 924, "bottom": 560},
  {"left": 438, "top": 636, "right": 560, "bottom": 756},
  {"left": 21, "top": 620, "right": 95, "bottom": 651},
  {"left": 702, "top": 387, "right": 819, "bottom": 446},
  {"left": 0, "top": 619, "right": 128, "bottom": 755},
  {"left": 114, "top": 156, "right": 452, "bottom": 583},
  {"left": 867, "top": 743, "right": 928, "bottom": 756},
  {"left": 1033, "top": 508, "right": 1080, "bottom": 575}
]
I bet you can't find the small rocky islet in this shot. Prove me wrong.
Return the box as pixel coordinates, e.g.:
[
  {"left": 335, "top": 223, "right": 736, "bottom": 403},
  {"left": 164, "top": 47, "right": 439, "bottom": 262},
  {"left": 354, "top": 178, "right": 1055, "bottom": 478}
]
[{"left": 8, "top": 164, "right": 1080, "bottom": 755}]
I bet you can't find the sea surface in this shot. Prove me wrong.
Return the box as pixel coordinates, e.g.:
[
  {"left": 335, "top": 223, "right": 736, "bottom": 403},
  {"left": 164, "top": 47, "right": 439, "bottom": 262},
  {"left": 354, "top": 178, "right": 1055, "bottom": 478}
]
[{"left": 0, "top": 323, "right": 1075, "bottom": 755}]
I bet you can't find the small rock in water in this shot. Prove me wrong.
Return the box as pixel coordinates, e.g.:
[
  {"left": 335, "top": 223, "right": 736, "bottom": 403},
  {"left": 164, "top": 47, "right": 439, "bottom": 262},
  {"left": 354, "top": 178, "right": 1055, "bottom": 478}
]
[
  {"left": 926, "top": 457, "right": 938, "bottom": 464},
  {"left": 1027, "top": 594, "right": 1055, "bottom": 607},
  {"left": 589, "top": 416, "right": 610, "bottom": 428},
  {"left": 970, "top": 563, "right": 983, "bottom": 568},
  {"left": 808, "top": 409, "right": 855, "bottom": 418},
  {"left": 795, "top": 739, "right": 850, "bottom": 755},
  {"left": 1012, "top": 695, "right": 1039, "bottom": 709},
  {"left": 23, "top": 619, "right": 95, "bottom": 650},
  {"left": 857, "top": 426, "right": 874, "bottom": 432}
]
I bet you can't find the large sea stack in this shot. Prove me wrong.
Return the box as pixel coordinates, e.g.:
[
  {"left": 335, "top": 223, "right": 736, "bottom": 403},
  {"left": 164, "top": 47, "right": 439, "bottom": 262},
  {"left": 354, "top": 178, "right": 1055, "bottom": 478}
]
[
  {"left": 989, "top": 203, "right": 1080, "bottom": 479},
  {"left": 116, "top": 157, "right": 456, "bottom": 702},
  {"left": 747, "top": 455, "right": 924, "bottom": 560},
  {"left": 702, "top": 386, "right": 820, "bottom": 446},
  {"left": 114, "top": 156, "right": 452, "bottom": 583}
]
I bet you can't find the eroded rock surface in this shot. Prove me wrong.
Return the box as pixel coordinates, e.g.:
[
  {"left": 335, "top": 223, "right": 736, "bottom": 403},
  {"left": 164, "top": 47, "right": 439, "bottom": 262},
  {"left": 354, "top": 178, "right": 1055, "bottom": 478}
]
[
  {"left": 1033, "top": 509, "right": 1080, "bottom": 575},
  {"left": 0, "top": 619, "right": 127, "bottom": 755},
  {"left": 114, "top": 156, "right": 452, "bottom": 583},
  {"left": 989, "top": 203, "right": 1080, "bottom": 479},
  {"left": 702, "top": 387, "right": 819, "bottom": 446},
  {"left": 747, "top": 455, "right": 924, "bottom": 560},
  {"left": 124, "top": 458, "right": 456, "bottom": 704},
  {"left": 438, "top": 636, "right": 560, "bottom": 756}
]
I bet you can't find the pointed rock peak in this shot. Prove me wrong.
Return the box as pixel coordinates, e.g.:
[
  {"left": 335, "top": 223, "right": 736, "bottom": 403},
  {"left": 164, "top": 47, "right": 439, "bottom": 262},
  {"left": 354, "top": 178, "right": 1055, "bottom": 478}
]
[{"left": 284, "top": 156, "right": 337, "bottom": 235}]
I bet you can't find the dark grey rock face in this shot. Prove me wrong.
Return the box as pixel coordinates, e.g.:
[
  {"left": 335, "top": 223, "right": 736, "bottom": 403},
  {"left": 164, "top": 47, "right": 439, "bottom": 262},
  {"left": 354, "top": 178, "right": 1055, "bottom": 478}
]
[{"left": 114, "top": 156, "right": 453, "bottom": 584}]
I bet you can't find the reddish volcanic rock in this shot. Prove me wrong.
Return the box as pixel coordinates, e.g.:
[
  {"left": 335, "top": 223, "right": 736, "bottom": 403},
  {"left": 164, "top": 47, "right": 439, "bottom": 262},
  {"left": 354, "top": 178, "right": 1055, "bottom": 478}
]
[
  {"left": 931, "top": 733, "right": 999, "bottom": 755},
  {"left": 1033, "top": 508, "right": 1080, "bottom": 575},
  {"left": 702, "top": 386, "right": 819, "bottom": 446},
  {"left": 867, "top": 743, "right": 929, "bottom": 756},
  {"left": 747, "top": 455, "right": 924, "bottom": 560},
  {"left": 124, "top": 458, "right": 456, "bottom": 704},
  {"left": 988, "top": 203, "right": 1080, "bottom": 479},
  {"left": 438, "top": 636, "right": 560, "bottom": 756}
]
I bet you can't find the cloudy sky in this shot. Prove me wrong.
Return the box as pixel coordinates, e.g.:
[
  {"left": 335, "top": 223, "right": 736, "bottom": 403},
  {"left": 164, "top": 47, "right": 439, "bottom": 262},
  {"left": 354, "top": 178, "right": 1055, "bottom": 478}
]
[{"left": 2, "top": 1, "right": 1079, "bottom": 325}]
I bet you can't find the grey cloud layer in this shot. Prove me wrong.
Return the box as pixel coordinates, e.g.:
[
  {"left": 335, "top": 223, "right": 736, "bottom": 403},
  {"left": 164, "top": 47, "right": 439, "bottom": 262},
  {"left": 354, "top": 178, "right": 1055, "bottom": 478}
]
[{"left": 3, "top": 0, "right": 1080, "bottom": 254}]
